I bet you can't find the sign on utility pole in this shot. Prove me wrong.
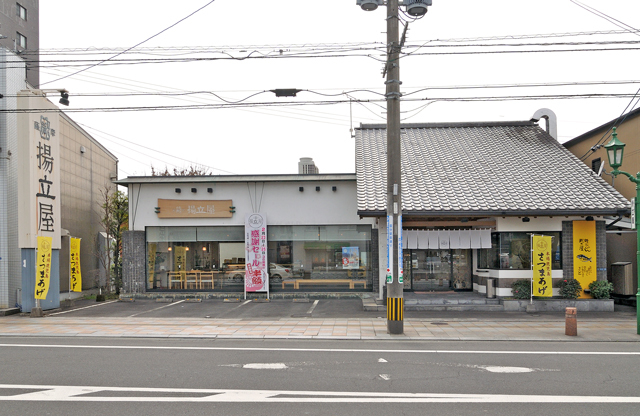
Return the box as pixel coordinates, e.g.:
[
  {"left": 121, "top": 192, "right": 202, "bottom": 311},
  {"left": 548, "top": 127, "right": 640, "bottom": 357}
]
[{"left": 385, "top": 0, "right": 404, "bottom": 335}]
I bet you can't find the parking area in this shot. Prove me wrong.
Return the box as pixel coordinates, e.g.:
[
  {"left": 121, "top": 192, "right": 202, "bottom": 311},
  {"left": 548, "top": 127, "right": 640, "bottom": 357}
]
[{"left": 49, "top": 298, "right": 382, "bottom": 320}]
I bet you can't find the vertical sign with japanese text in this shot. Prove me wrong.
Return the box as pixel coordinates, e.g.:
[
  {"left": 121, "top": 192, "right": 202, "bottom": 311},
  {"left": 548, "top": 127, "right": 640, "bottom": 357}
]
[
  {"left": 35, "top": 236, "right": 52, "bottom": 299},
  {"left": 148, "top": 243, "right": 157, "bottom": 286},
  {"left": 386, "top": 215, "right": 393, "bottom": 284},
  {"left": 532, "top": 235, "right": 552, "bottom": 297},
  {"left": 573, "top": 221, "right": 596, "bottom": 298},
  {"left": 69, "top": 238, "right": 82, "bottom": 292},
  {"left": 245, "top": 213, "right": 267, "bottom": 292},
  {"left": 17, "top": 91, "right": 61, "bottom": 249},
  {"left": 174, "top": 247, "right": 187, "bottom": 272}
]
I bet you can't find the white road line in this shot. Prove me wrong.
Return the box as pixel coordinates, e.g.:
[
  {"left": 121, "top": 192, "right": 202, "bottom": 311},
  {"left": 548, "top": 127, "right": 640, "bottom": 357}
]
[
  {"left": 129, "top": 299, "right": 186, "bottom": 317},
  {"left": 47, "top": 300, "right": 119, "bottom": 316},
  {"left": 0, "top": 343, "right": 639, "bottom": 356},
  {"left": 0, "top": 384, "right": 639, "bottom": 403},
  {"left": 307, "top": 300, "right": 319, "bottom": 314}
]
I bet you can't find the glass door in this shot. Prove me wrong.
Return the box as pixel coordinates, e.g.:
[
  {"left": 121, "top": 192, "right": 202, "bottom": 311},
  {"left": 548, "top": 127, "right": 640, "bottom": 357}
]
[
  {"left": 452, "top": 249, "right": 472, "bottom": 290},
  {"left": 409, "top": 249, "right": 451, "bottom": 291}
]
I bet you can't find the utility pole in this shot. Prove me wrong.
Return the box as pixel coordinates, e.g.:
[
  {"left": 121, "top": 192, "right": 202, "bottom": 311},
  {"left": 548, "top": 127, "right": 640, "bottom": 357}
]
[{"left": 385, "top": 0, "right": 404, "bottom": 335}]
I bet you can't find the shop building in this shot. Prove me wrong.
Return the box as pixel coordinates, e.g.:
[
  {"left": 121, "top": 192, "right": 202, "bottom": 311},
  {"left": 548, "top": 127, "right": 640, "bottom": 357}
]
[
  {"left": 355, "top": 117, "right": 629, "bottom": 298},
  {"left": 118, "top": 175, "right": 378, "bottom": 294},
  {"left": 118, "top": 111, "right": 630, "bottom": 299}
]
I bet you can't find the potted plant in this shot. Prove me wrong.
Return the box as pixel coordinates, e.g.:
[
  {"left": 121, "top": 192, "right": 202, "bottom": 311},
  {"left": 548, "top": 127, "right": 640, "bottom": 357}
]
[
  {"left": 588, "top": 280, "right": 614, "bottom": 299},
  {"left": 510, "top": 279, "right": 531, "bottom": 299},
  {"left": 556, "top": 279, "right": 582, "bottom": 299}
]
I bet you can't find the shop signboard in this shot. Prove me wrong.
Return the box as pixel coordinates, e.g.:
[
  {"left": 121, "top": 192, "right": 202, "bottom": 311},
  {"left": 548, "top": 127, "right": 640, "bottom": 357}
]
[
  {"left": 35, "top": 236, "right": 52, "bottom": 300},
  {"left": 70, "top": 237, "right": 82, "bottom": 292},
  {"left": 156, "top": 199, "right": 233, "bottom": 218},
  {"left": 245, "top": 213, "right": 267, "bottom": 293},
  {"left": 532, "top": 235, "right": 552, "bottom": 297},
  {"left": 573, "top": 221, "right": 596, "bottom": 298},
  {"left": 17, "top": 92, "right": 61, "bottom": 250}
]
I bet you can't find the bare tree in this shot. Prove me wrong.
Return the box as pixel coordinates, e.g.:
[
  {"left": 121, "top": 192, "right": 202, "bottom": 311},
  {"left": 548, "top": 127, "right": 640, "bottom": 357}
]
[{"left": 95, "top": 185, "right": 129, "bottom": 298}]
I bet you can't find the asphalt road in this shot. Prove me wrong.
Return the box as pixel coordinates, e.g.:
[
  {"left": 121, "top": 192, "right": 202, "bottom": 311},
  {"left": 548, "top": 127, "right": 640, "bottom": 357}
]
[{"left": 1, "top": 337, "right": 639, "bottom": 415}]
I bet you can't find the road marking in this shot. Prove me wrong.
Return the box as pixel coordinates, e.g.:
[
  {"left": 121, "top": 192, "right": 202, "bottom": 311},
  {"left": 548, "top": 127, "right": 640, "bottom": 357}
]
[
  {"left": 0, "top": 384, "right": 639, "bottom": 403},
  {"left": 0, "top": 343, "right": 638, "bottom": 356},
  {"left": 379, "top": 374, "right": 391, "bottom": 380},
  {"left": 47, "top": 301, "right": 118, "bottom": 316},
  {"left": 378, "top": 358, "right": 388, "bottom": 363},
  {"left": 129, "top": 300, "right": 186, "bottom": 317},
  {"left": 243, "top": 363, "right": 288, "bottom": 369},
  {"left": 482, "top": 366, "right": 534, "bottom": 373},
  {"left": 306, "top": 300, "right": 319, "bottom": 315}
]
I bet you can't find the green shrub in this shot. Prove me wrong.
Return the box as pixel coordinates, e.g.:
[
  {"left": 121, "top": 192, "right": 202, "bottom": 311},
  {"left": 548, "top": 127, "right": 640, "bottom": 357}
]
[
  {"left": 556, "top": 279, "right": 582, "bottom": 299},
  {"left": 511, "top": 279, "right": 531, "bottom": 299},
  {"left": 588, "top": 280, "right": 614, "bottom": 299}
]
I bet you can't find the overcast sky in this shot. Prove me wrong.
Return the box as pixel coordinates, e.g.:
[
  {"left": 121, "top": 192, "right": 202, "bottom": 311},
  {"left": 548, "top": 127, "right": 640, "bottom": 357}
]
[{"left": 38, "top": 0, "right": 640, "bottom": 178}]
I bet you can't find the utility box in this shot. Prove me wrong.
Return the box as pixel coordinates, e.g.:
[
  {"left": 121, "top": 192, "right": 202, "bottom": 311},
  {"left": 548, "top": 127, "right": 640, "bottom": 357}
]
[
  {"left": 611, "top": 262, "right": 634, "bottom": 295},
  {"left": 486, "top": 278, "right": 496, "bottom": 299}
]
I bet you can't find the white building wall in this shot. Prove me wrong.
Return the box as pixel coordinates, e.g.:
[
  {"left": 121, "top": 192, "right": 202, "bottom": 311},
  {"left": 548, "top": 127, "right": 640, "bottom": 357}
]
[
  {"left": 0, "top": 49, "right": 27, "bottom": 308},
  {"left": 127, "top": 179, "right": 371, "bottom": 230}
]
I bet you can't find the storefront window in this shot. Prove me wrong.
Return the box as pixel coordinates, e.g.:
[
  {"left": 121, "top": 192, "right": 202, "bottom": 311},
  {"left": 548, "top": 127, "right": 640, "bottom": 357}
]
[
  {"left": 268, "top": 225, "right": 372, "bottom": 291},
  {"left": 145, "top": 224, "right": 372, "bottom": 292},
  {"left": 477, "top": 232, "right": 562, "bottom": 270}
]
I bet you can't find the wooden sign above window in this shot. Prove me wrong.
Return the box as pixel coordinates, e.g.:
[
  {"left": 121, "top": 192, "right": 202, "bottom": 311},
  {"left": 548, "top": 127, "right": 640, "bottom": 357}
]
[{"left": 156, "top": 199, "right": 233, "bottom": 218}]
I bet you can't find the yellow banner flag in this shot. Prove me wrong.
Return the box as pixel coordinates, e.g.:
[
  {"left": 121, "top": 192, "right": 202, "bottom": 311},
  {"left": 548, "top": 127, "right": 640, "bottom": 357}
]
[
  {"left": 35, "top": 236, "right": 53, "bottom": 300},
  {"left": 148, "top": 243, "right": 157, "bottom": 286},
  {"left": 70, "top": 237, "right": 82, "bottom": 292},
  {"left": 532, "top": 235, "right": 553, "bottom": 297},
  {"left": 174, "top": 246, "right": 187, "bottom": 272},
  {"left": 573, "top": 221, "right": 596, "bottom": 298}
]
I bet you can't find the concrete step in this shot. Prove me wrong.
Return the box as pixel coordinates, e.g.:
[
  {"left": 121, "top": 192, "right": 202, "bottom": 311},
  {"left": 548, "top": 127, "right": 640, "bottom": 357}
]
[
  {"left": 366, "top": 304, "right": 505, "bottom": 312},
  {"left": 0, "top": 308, "right": 21, "bottom": 316},
  {"left": 406, "top": 298, "right": 499, "bottom": 306}
]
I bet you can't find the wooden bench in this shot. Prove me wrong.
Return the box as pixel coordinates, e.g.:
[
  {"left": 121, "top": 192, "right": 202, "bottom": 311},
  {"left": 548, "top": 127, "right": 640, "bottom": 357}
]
[{"left": 282, "top": 279, "right": 367, "bottom": 290}]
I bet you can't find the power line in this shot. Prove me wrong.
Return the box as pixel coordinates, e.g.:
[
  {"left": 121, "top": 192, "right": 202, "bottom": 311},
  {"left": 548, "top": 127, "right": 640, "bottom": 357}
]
[
  {"left": 39, "top": 0, "right": 218, "bottom": 87},
  {"left": 3, "top": 93, "right": 638, "bottom": 114}
]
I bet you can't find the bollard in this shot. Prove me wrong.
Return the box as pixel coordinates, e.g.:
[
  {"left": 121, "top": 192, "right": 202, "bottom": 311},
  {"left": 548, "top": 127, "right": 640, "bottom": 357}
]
[{"left": 565, "top": 307, "right": 577, "bottom": 336}]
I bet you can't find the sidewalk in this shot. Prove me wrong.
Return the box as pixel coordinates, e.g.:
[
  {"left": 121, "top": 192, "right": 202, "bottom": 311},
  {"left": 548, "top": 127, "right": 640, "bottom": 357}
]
[{"left": 1, "top": 314, "right": 638, "bottom": 341}]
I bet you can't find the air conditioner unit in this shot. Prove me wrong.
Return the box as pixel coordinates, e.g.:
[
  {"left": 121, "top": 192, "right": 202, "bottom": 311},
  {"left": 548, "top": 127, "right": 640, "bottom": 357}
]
[{"left": 611, "top": 262, "right": 634, "bottom": 295}]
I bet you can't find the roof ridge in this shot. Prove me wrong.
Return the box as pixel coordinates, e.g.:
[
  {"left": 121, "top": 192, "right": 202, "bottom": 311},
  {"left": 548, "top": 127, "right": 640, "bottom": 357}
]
[{"left": 358, "top": 121, "right": 536, "bottom": 129}]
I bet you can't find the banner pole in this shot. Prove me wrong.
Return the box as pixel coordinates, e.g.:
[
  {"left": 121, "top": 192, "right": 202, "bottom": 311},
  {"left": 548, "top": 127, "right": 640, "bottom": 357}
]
[
  {"left": 530, "top": 233, "right": 533, "bottom": 305},
  {"left": 69, "top": 237, "right": 71, "bottom": 299}
]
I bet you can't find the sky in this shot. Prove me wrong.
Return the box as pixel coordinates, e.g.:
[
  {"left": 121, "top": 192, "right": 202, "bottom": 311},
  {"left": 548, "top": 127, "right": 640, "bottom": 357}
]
[{"left": 38, "top": 0, "right": 640, "bottom": 179}]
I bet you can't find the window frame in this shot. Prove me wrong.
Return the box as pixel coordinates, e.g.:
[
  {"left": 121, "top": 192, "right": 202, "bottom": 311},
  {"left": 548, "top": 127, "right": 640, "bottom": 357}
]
[
  {"left": 16, "top": 32, "right": 27, "bottom": 49},
  {"left": 16, "top": 3, "right": 27, "bottom": 20}
]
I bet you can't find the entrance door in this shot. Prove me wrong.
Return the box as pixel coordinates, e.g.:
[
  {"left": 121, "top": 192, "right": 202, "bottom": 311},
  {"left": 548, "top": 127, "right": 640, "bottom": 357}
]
[
  {"left": 452, "top": 249, "right": 472, "bottom": 290},
  {"left": 410, "top": 249, "right": 452, "bottom": 291}
]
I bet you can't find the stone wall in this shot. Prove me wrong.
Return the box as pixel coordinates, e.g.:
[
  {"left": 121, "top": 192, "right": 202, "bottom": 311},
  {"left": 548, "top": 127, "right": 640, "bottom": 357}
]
[{"left": 122, "top": 230, "right": 146, "bottom": 294}]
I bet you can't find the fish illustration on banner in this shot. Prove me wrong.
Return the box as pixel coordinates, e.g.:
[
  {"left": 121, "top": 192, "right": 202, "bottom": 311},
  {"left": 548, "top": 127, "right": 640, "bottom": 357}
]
[{"left": 573, "top": 221, "right": 596, "bottom": 298}]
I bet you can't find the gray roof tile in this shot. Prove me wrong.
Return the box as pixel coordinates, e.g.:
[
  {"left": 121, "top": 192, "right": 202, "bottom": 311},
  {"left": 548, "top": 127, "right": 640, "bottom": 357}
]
[{"left": 355, "top": 122, "right": 630, "bottom": 216}]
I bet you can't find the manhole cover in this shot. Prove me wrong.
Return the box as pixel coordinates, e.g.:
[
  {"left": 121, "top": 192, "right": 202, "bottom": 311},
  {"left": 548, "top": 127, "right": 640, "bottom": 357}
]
[{"left": 430, "top": 322, "right": 449, "bottom": 326}]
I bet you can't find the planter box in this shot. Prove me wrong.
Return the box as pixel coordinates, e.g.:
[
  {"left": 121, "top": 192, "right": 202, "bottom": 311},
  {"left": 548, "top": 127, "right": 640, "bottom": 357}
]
[{"left": 502, "top": 298, "right": 614, "bottom": 312}]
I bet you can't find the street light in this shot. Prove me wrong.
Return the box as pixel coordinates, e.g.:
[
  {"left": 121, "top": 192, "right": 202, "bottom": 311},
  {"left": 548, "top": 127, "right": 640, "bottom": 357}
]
[
  {"left": 356, "top": 0, "right": 431, "bottom": 335},
  {"left": 604, "top": 126, "right": 639, "bottom": 335}
]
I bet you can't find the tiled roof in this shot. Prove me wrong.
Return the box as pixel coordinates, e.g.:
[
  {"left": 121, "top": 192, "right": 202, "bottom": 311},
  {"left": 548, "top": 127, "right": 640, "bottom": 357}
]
[{"left": 355, "top": 121, "right": 630, "bottom": 216}]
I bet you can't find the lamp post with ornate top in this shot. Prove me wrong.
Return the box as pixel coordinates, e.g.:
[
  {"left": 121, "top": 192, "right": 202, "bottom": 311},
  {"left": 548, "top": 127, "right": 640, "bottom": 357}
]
[{"left": 604, "top": 126, "right": 640, "bottom": 335}]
